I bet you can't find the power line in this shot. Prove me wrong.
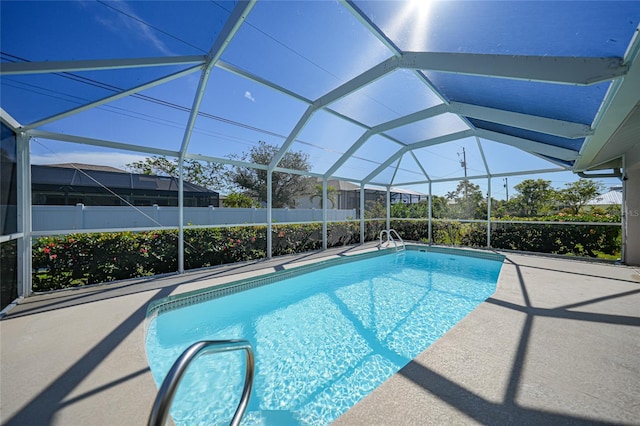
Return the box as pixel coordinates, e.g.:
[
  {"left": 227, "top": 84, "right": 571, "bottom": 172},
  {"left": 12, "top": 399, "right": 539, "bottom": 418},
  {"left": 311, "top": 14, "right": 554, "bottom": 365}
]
[
  {"left": 95, "top": 0, "right": 208, "bottom": 54},
  {"left": 2, "top": 53, "right": 430, "bottom": 178}
]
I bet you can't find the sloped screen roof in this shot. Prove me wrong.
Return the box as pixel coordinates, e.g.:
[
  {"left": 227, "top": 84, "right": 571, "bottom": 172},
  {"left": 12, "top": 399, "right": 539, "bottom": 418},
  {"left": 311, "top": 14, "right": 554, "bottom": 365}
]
[{"left": 2, "top": 1, "right": 639, "bottom": 187}]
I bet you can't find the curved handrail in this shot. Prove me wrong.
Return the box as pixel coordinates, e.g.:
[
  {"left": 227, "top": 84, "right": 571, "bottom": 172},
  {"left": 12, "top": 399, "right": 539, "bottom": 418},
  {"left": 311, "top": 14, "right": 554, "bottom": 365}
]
[
  {"left": 379, "top": 229, "right": 405, "bottom": 252},
  {"left": 148, "top": 339, "right": 255, "bottom": 426},
  {"left": 388, "top": 229, "right": 405, "bottom": 251},
  {"left": 379, "top": 229, "right": 394, "bottom": 251}
]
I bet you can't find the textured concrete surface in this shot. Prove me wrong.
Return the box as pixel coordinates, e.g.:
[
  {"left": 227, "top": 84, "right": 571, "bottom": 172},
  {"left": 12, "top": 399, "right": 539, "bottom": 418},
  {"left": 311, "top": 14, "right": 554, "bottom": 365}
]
[
  {"left": 335, "top": 254, "right": 640, "bottom": 425},
  {"left": 0, "top": 244, "right": 378, "bottom": 426},
  {"left": 1, "top": 246, "right": 639, "bottom": 425}
]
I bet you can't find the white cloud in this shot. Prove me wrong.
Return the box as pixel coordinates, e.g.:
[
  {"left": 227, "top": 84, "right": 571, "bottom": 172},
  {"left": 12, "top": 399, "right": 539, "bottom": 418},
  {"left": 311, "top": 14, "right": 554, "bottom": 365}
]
[
  {"left": 244, "top": 91, "right": 256, "bottom": 102},
  {"left": 94, "top": 1, "right": 175, "bottom": 56}
]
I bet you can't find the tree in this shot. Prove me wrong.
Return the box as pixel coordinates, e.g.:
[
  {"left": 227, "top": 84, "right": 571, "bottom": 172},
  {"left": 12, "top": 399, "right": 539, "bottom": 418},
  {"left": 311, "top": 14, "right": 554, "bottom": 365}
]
[
  {"left": 226, "top": 141, "right": 313, "bottom": 208},
  {"left": 431, "top": 195, "right": 448, "bottom": 219},
  {"left": 447, "top": 180, "right": 485, "bottom": 219},
  {"left": 365, "top": 199, "right": 386, "bottom": 219},
  {"left": 391, "top": 199, "right": 429, "bottom": 218},
  {"left": 445, "top": 191, "right": 456, "bottom": 203},
  {"left": 366, "top": 195, "right": 447, "bottom": 219},
  {"left": 390, "top": 201, "right": 412, "bottom": 218},
  {"left": 491, "top": 198, "right": 510, "bottom": 218},
  {"left": 223, "top": 192, "right": 260, "bottom": 208},
  {"left": 309, "top": 184, "right": 338, "bottom": 208},
  {"left": 556, "top": 179, "right": 604, "bottom": 214},
  {"left": 126, "top": 156, "right": 225, "bottom": 190},
  {"left": 511, "top": 179, "right": 555, "bottom": 217}
]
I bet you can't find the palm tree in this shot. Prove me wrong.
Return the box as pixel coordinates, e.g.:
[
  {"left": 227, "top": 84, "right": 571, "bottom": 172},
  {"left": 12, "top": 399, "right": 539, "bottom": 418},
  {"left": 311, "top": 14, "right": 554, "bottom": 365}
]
[{"left": 309, "top": 184, "right": 338, "bottom": 208}]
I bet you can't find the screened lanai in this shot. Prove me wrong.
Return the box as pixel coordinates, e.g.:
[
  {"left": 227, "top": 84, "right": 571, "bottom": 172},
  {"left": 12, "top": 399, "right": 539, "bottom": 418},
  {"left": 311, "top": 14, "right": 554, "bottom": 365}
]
[{"left": 2, "top": 1, "right": 640, "bottom": 308}]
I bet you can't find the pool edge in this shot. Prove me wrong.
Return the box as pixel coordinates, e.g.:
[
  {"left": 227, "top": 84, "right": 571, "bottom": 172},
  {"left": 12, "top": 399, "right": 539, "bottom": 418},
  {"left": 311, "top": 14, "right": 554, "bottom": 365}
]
[{"left": 146, "top": 245, "right": 505, "bottom": 319}]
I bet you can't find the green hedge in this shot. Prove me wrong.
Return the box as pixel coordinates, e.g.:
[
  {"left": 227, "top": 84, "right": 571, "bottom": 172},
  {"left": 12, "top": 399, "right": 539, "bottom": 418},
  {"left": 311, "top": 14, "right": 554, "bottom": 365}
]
[
  {"left": 33, "top": 230, "right": 178, "bottom": 291},
  {"left": 31, "top": 215, "right": 620, "bottom": 292},
  {"left": 390, "top": 219, "right": 470, "bottom": 245},
  {"left": 32, "top": 221, "right": 387, "bottom": 292},
  {"left": 462, "top": 213, "right": 621, "bottom": 257},
  {"left": 391, "top": 214, "right": 620, "bottom": 257}
]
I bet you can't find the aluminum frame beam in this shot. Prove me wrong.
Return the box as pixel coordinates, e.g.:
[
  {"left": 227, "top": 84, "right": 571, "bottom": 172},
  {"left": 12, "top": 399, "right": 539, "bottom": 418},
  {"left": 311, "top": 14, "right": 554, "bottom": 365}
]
[
  {"left": 23, "top": 65, "right": 203, "bottom": 131},
  {"left": 390, "top": 156, "right": 402, "bottom": 185},
  {"left": 216, "top": 60, "right": 312, "bottom": 104},
  {"left": 272, "top": 55, "right": 402, "bottom": 170},
  {"left": 0, "top": 55, "right": 205, "bottom": 75},
  {"left": 374, "top": 104, "right": 449, "bottom": 133},
  {"left": 409, "top": 151, "right": 431, "bottom": 182},
  {"left": 185, "top": 152, "right": 266, "bottom": 171},
  {"left": 339, "top": 0, "right": 401, "bottom": 56},
  {"left": 27, "top": 130, "right": 179, "bottom": 157},
  {"left": 340, "top": 0, "right": 449, "bottom": 106},
  {"left": 363, "top": 149, "right": 405, "bottom": 183},
  {"left": 216, "top": 49, "right": 599, "bottom": 182},
  {"left": 363, "top": 129, "right": 475, "bottom": 184},
  {"left": 27, "top": 129, "right": 324, "bottom": 177},
  {"left": 217, "top": 60, "right": 374, "bottom": 132},
  {"left": 449, "top": 101, "right": 592, "bottom": 139},
  {"left": 313, "top": 56, "right": 402, "bottom": 110},
  {"left": 0, "top": 107, "right": 22, "bottom": 131},
  {"left": 475, "top": 129, "right": 579, "bottom": 161},
  {"left": 323, "top": 104, "right": 447, "bottom": 178},
  {"left": 179, "top": 0, "right": 256, "bottom": 156},
  {"left": 29, "top": 129, "right": 279, "bottom": 174},
  {"left": 269, "top": 105, "right": 316, "bottom": 171},
  {"left": 322, "top": 130, "right": 373, "bottom": 178},
  {"left": 476, "top": 136, "right": 491, "bottom": 176},
  {"left": 394, "top": 167, "right": 566, "bottom": 187},
  {"left": 16, "top": 132, "right": 31, "bottom": 298},
  {"left": 409, "top": 129, "right": 475, "bottom": 150},
  {"left": 176, "top": 1, "right": 256, "bottom": 272},
  {"left": 399, "top": 52, "right": 628, "bottom": 85}
]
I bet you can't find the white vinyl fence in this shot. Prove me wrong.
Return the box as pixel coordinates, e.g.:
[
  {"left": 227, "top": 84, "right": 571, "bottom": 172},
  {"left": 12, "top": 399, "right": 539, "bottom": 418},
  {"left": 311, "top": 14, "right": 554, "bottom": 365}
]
[{"left": 32, "top": 204, "right": 357, "bottom": 232}]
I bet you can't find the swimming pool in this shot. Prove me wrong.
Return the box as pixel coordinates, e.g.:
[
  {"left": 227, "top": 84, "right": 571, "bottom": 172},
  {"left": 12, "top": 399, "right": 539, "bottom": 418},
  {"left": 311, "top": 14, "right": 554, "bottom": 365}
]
[{"left": 145, "top": 248, "right": 504, "bottom": 425}]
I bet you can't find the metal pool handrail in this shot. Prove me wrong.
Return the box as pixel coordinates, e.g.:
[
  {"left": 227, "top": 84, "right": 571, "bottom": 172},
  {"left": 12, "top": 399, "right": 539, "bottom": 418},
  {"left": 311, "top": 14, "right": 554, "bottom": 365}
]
[
  {"left": 148, "top": 339, "right": 255, "bottom": 426},
  {"left": 379, "top": 229, "right": 405, "bottom": 252}
]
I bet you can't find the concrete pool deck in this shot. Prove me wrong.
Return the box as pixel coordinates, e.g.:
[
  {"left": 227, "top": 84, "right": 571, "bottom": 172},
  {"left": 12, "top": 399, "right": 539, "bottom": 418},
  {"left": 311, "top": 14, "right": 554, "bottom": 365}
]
[{"left": 1, "top": 244, "right": 639, "bottom": 425}]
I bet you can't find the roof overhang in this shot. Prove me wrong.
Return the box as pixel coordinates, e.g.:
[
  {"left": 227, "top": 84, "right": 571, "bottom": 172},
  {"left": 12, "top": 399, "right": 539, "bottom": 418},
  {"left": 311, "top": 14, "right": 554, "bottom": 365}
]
[{"left": 574, "top": 27, "right": 640, "bottom": 172}]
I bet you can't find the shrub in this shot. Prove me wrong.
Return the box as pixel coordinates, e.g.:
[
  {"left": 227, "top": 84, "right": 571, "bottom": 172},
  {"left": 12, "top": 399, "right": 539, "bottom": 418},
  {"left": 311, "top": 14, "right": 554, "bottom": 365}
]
[
  {"left": 31, "top": 214, "right": 620, "bottom": 292},
  {"left": 32, "top": 222, "right": 371, "bottom": 291},
  {"left": 463, "top": 213, "right": 620, "bottom": 257},
  {"left": 32, "top": 231, "right": 178, "bottom": 291}
]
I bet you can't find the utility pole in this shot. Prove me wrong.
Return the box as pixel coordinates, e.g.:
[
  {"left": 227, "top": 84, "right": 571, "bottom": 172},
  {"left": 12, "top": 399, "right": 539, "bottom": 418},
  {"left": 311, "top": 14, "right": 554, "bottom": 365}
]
[
  {"left": 459, "top": 147, "right": 468, "bottom": 202},
  {"left": 459, "top": 147, "right": 467, "bottom": 177},
  {"left": 458, "top": 147, "right": 469, "bottom": 216},
  {"left": 504, "top": 177, "right": 509, "bottom": 202}
]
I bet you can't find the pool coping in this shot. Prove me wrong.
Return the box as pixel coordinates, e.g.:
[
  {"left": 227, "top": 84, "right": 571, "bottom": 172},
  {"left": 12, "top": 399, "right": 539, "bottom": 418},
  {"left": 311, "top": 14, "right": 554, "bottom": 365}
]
[{"left": 146, "top": 244, "right": 505, "bottom": 318}]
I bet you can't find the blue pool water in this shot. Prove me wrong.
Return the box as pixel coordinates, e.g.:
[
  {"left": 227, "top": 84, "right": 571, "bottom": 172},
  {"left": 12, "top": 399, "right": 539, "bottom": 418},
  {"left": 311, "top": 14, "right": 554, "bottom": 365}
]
[{"left": 145, "top": 249, "right": 503, "bottom": 425}]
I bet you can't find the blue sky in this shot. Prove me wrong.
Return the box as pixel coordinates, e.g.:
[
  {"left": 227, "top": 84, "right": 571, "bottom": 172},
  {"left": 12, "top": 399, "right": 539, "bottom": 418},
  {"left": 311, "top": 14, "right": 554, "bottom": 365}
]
[{"left": 2, "top": 0, "right": 634, "bottom": 198}]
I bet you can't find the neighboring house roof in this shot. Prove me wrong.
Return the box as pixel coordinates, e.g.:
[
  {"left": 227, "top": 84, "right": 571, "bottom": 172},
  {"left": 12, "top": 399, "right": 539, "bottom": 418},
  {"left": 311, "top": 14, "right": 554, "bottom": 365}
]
[
  {"left": 326, "top": 179, "right": 359, "bottom": 191},
  {"left": 587, "top": 187, "right": 622, "bottom": 205},
  {"left": 45, "top": 163, "right": 127, "bottom": 173},
  {"left": 322, "top": 178, "right": 427, "bottom": 196},
  {"left": 387, "top": 187, "right": 427, "bottom": 196},
  {"left": 31, "top": 164, "right": 217, "bottom": 194}
]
